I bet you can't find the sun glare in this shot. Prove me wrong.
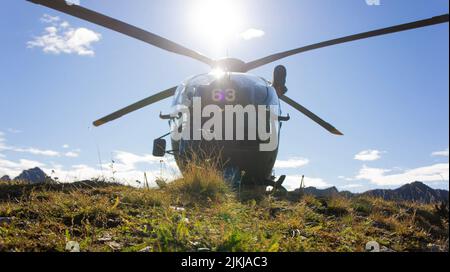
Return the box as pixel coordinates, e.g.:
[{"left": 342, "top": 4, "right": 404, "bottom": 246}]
[
  {"left": 210, "top": 67, "right": 226, "bottom": 78},
  {"left": 189, "top": 0, "right": 244, "bottom": 54}
]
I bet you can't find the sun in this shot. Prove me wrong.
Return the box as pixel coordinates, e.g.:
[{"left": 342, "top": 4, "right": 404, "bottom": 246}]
[{"left": 189, "top": 0, "right": 244, "bottom": 54}]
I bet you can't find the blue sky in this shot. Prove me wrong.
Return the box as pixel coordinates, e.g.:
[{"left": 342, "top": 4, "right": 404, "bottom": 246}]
[{"left": 0, "top": 0, "right": 448, "bottom": 192}]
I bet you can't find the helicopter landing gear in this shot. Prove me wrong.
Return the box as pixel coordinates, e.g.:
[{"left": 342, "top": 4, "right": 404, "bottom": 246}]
[
  {"left": 265, "top": 175, "right": 286, "bottom": 189},
  {"left": 274, "top": 175, "right": 286, "bottom": 189},
  {"left": 265, "top": 175, "right": 288, "bottom": 198}
]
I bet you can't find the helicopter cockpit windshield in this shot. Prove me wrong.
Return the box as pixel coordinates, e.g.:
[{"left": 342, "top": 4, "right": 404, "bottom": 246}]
[{"left": 172, "top": 73, "right": 280, "bottom": 111}]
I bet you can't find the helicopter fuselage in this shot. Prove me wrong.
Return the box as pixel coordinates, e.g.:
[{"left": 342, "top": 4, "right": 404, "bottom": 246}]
[{"left": 168, "top": 72, "right": 283, "bottom": 187}]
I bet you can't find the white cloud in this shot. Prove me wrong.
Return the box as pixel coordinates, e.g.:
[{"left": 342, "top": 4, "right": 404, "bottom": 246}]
[
  {"left": 0, "top": 132, "right": 5, "bottom": 150},
  {"left": 64, "top": 151, "right": 79, "bottom": 158},
  {"left": 28, "top": 15, "right": 101, "bottom": 56},
  {"left": 40, "top": 14, "right": 60, "bottom": 24},
  {"left": 274, "top": 157, "right": 309, "bottom": 169},
  {"left": 7, "top": 128, "right": 22, "bottom": 134},
  {"left": 0, "top": 132, "right": 177, "bottom": 183},
  {"left": 0, "top": 158, "right": 46, "bottom": 178},
  {"left": 340, "top": 183, "right": 363, "bottom": 189},
  {"left": 283, "top": 175, "right": 331, "bottom": 191},
  {"left": 62, "top": 144, "right": 70, "bottom": 149},
  {"left": 0, "top": 149, "right": 178, "bottom": 185},
  {"left": 355, "top": 163, "right": 449, "bottom": 186},
  {"left": 0, "top": 136, "right": 59, "bottom": 157},
  {"left": 101, "top": 151, "right": 179, "bottom": 183},
  {"left": 338, "top": 175, "right": 356, "bottom": 181},
  {"left": 44, "top": 164, "right": 170, "bottom": 187},
  {"left": 432, "top": 148, "right": 449, "bottom": 157},
  {"left": 0, "top": 134, "right": 79, "bottom": 158},
  {"left": 240, "top": 28, "right": 265, "bottom": 40},
  {"left": 60, "top": 21, "right": 70, "bottom": 28},
  {"left": 354, "top": 149, "right": 383, "bottom": 161},
  {"left": 44, "top": 151, "right": 179, "bottom": 185},
  {"left": 112, "top": 151, "right": 163, "bottom": 171},
  {"left": 10, "top": 147, "right": 60, "bottom": 157}
]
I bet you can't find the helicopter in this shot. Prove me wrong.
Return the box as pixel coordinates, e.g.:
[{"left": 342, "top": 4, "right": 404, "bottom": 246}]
[{"left": 28, "top": 0, "right": 449, "bottom": 190}]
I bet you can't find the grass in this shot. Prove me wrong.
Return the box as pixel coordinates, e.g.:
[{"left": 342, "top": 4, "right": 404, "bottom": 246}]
[
  {"left": 0, "top": 165, "right": 448, "bottom": 252},
  {"left": 166, "top": 156, "right": 231, "bottom": 205}
]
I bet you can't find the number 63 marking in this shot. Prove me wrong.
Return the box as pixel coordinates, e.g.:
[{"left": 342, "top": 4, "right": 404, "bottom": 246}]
[{"left": 212, "top": 89, "right": 236, "bottom": 102}]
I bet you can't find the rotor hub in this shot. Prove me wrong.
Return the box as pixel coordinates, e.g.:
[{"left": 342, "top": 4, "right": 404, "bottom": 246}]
[{"left": 213, "top": 58, "right": 247, "bottom": 73}]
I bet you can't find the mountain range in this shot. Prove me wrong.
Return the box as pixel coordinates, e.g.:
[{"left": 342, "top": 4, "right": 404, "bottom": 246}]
[{"left": 294, "top": 181, "right": 449, "bottom": 204}]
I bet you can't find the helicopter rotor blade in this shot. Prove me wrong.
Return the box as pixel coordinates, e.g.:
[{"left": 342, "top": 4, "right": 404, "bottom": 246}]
[
  {"left": 280, "top": 95, "right": 343, "bottom": 136},
  {"left": 27, "top": 0, "right": 214, "bottom": 66},
  {"left": 245, "top": 14, "right": 449, "bottom": 71},
  {"left": 93, "top": 87, "right": 177, "bottom": 127}
]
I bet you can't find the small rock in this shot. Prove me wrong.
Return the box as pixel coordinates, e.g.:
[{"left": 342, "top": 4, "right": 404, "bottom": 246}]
[
  {"left": 65, "top": 241, "right": 80, "bottom": 252},
  {"left": 170, "top": 206, "right": 185, "bottom": 212},
  {"left": 107, "top": 241, "right": 122, "bottom": 251},
  {"left": 197, "top": 248, "right": 211, "bottom": 252},
  {"left": 139, "top": 246, "right": 152, "bottom": 252},
  {"left": 365, "top": 241, "right": 380, "bottom": 252},
  {"left": 290, "top": 229, "right": 301, "bottom": 238},
  {"left": 189, "top": 241, "right": 200, "bottom": 247},
  {"left": 0, "top": 217, "right": 12, "bottom": 225},
  {"left": 427, "top": 243, "right": 441, "bottom": 252},
  {"left": 98, "top": 233, "right": 112, "bottom": 242},
  {"left": 380, "top": 246, "right": 395, "bottom": 252}
]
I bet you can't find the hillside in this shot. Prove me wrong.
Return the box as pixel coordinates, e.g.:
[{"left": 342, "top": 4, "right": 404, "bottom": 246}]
[
  {"left": 363, "top": 182, "right": 449, "bottom": 203},
  {"left": 0, "top": 171, "right": 448, "bottom": 252},
  {"left": 292, "top": 182, "right": 449, "bottom": 204}
]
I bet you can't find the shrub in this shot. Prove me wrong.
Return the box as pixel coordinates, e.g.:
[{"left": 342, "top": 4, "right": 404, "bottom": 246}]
[
  {"left": 167, "top": 153, "right": 230, "bottom": 204},
  {"left": 352, "top": 197, "right": 374, "bottom": 215}
]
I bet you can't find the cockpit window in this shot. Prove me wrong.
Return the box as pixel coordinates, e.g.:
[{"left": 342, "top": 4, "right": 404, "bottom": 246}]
[
  {"left": 173, "top": 73, "right": 280, "bottom": 113},
  {"left": 172, "top": 84, "right": 185, "bottom": 106},
  {"left": 266, "top": 86, "right": 279, "bottom": 106},
  {"left": 188, "top": 74, "right": 217, "bottom": 86}
]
